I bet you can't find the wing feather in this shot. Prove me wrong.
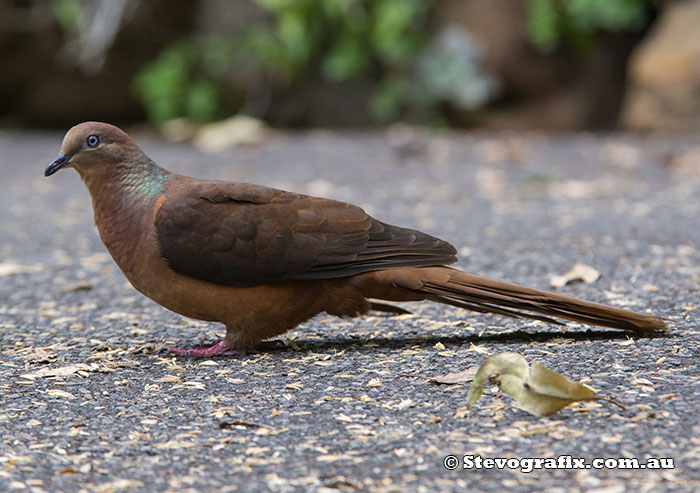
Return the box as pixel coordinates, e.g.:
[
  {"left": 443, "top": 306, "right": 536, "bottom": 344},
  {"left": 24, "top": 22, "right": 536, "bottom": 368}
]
[{"left": 155, "top": 179, "right": 457, "bottom": 286}]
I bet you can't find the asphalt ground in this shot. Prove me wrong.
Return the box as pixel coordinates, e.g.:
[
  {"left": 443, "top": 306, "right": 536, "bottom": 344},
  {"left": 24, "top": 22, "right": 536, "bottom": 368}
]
[{"left": 0, "top": 127, "right": 698, "bottom": 492}]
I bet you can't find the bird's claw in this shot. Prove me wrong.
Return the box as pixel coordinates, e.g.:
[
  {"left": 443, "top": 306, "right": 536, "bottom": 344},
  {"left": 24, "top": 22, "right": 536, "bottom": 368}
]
[{"left": 168, "top": 339, "right": 243, "bottom": 358}]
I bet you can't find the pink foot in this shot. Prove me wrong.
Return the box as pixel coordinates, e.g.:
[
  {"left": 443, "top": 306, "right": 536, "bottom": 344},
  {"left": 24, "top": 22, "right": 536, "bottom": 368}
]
[{"left": 168, "top": 339, "right": 243, "bottom": 358}]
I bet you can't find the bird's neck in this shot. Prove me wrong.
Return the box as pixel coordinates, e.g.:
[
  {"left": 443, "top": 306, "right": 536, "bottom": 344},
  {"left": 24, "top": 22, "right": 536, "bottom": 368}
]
[
  {"left": 80, "top": 157, "right": 167, "bottom": 201},
  {"left": 80, "top": 159, "right": 169, "bottom": 278}
]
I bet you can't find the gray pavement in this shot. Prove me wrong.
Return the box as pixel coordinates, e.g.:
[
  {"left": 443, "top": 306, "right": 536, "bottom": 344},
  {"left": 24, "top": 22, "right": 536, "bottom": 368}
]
[{"left": 0, "top": 128, "right": 698, "bottom": 492}]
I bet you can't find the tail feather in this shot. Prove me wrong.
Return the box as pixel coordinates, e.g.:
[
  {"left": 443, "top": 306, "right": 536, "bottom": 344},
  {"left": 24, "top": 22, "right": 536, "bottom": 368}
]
[
  {"left": 426, "top": 295, "right": 565, "bottom": 325},
  {"left": 416, "top": 268, "right": 667, "bottom": 333}
]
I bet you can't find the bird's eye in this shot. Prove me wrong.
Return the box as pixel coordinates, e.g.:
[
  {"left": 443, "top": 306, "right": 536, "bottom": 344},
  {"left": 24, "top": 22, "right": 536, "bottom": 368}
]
[{"left": 86, "top": 135, "right": 101, "bottom": 148}]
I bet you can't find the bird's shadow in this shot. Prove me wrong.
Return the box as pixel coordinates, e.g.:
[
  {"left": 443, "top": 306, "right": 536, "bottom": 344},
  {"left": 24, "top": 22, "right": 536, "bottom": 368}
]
[{"left": 249, "top": 327, "right": 673, "bottom": 356}]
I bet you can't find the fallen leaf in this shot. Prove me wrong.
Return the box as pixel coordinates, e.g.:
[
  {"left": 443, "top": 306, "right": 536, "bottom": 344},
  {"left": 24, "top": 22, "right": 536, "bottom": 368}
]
[
  {"left": 498, "top": 363, "right": 596, "bottom": 417},
  {"left": 66, "top": 281, "right": 94, "bottom": 292},
  {"left": 466, "top": 353, "right": 529, "bottom": 410},
  {"left": 465, "top": 352, "right": 623, "bottom": 417},
  {"left": 527, "top": 362, "right": 597, "bottom": 401},
  {"left": 396, "top": 399, "right": 415, "bottom": 409},
  {"left": 94, "top": 479, "right": 144, "bottom": 491},
  {"left": 24, "top": 349, "right": 57, "bottom": 363},
  {"left": 21, "top": 364, "right": 98, "bottom": 380},
  {"left": 0, "top": 262, "right": 43, "bottom": 277},
  {"left": 550, "top": 263, "right": 601, "bottom": 289},
  {"left": 47, "top": 389, "right": 75, "bottom": 399},
  {"left": 219, "top": 420, "right": 267, "bottom": 430},
  {"left": 428, "top": 366, "right": 479, "bottom": 384}
]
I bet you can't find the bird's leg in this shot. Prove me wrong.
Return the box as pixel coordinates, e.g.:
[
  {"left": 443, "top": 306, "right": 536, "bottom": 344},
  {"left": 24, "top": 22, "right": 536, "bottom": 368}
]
[{"left": 168, "top": 339, "right": 243, "bottom": 358}]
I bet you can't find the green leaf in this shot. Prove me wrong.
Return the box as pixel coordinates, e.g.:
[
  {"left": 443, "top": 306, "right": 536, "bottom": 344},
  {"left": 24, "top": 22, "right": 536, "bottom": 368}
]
[
  {"left": 465, "top": 352, "right": 529, "bottom": 410},
  {"left": 497, "top": 374, "right": 580, "bottom": 417},
  {"left": 497, "top": 361, "right": 598, "bottom": 417},
  {"left": 245, "top": 30, "right": 290, "bottom": 73},
  {"left": 52, "top": 0, "right": 83, "bottom": 34},
  {"left": 466, "top": 352, "right": 622, "bottom": 417},
  {"left": 526, "top": 0, "right": 561, "bottom": 52},
  {"left": 369, "top": 77, "right": 407, "bottom": 121},
  {"left": 371, "top": 0, "right": 426, "bottom": 63},
  {"left": 186, "top": 78, "right": 219, "bottom": 122},
  {"left": 202, "top": 36, "right": 237, "bottom": 78},
  {"left": 528, "top": 361, "right": 597, "bottom": 401},
  {"left": 132, "top": 42, "right": 193, "bottom": 124},
  {"left": 323, "top": 32, "right": 369, "bottom": 81},
  {"left": 321, "top": 0, "right": 351, "bottom": 18},
  {"left": 526, "top": 0, "right": 650, "bottom": 53},
  {"left": 255, "top": 0, "right": 296, "bottom": 12},
  {"left": 277, "top": 9, "right": 314, "bottom": 69},
  {"left": 566, "top": 0, "right": 647, "bottom": 32}
]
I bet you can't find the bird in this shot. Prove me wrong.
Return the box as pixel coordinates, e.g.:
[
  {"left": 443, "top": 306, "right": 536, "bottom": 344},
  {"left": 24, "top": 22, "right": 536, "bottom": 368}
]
[{"left": 44, "top": 122, "right": 666, "bottom": 357}]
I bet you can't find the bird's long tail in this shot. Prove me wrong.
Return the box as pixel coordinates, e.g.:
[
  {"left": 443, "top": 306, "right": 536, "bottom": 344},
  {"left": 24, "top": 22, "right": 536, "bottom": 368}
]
[{"left": 353, "top": 266, "right": 667, "bottom": 333}]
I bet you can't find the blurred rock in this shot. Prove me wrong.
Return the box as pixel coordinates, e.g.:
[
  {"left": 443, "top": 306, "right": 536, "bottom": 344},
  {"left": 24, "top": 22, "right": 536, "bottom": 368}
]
[
  {"left": 622, "top": 0, "right": 700, "bottom": 131},
  {"left": 193, "top": 114, "right": 268, "bottom": 152}
]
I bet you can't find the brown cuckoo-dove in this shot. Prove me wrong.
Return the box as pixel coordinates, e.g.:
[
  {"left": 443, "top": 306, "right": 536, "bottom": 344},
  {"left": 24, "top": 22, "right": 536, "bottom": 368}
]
[{"left": 44, "top": 122, "right": 666, "bottom": 356}]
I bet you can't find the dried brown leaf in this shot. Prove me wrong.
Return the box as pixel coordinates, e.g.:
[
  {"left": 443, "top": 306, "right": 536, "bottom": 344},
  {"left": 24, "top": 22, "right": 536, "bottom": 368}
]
[
  {"left": 550, "top": 263, "right": 601, "bottom": 289},
  {"left": 21, "top": 363, "right": 98, "bottom": 380},
  {"left": 428, "top": 366, "right": 479, "bottom": 385}
]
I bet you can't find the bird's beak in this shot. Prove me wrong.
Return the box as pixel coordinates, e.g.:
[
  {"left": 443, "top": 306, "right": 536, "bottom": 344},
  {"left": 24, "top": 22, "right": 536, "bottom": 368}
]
[{"left": 44, "top": 153, "right": 74, "bottom": 176}]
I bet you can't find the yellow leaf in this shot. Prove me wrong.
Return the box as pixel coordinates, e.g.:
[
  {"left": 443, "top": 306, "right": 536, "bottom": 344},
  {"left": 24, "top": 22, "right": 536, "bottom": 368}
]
[
  {"left": 466, "top": 353, "right": 529, "bottom": 410},
  {"left": 465, "top": 353, "right": 621, "bottom": 417}
]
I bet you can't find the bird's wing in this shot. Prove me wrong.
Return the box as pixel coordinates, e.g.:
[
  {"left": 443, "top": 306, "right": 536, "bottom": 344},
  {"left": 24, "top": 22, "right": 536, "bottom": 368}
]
[{"left": 154, "top": 179, "right": 457, "bottom": 286}]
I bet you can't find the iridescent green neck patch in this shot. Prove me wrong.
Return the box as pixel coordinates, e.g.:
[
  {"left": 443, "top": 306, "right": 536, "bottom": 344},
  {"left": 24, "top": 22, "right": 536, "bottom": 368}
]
[{"left": 120, "top": 163, "right": 165, "bottom": 198}]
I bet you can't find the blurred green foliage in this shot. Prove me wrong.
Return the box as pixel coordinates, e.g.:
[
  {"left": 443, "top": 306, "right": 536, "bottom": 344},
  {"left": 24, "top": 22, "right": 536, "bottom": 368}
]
[
  {"left": 526, "top": 0, "right": 651, "bottom": 52},
  {"left": 133, "top": 43, "right": 221, "bottom": 123},
  {"left": 128, "top": 0, "right": 651, "bottom": 125},
  {"left": 243, "top": 0, "right": 429, "bottom": 88},
  {"left": 132, "top": 0, "right": 445, "bottom": 124},
  {"left": 52, "top": 0, "right": 83, "bottom": 34}
]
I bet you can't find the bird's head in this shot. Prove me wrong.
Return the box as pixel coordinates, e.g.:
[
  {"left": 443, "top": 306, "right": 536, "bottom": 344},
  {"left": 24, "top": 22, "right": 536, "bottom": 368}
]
[{"left": 45, "top": 122, "right": 142, "bottom": 178}]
